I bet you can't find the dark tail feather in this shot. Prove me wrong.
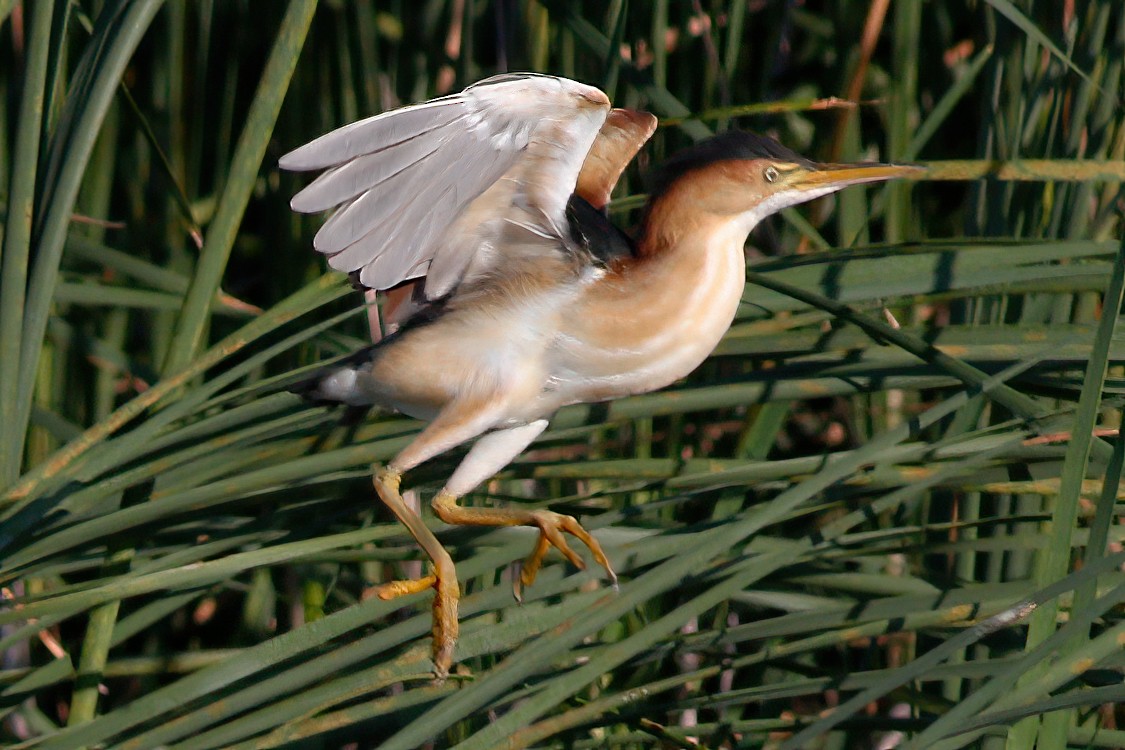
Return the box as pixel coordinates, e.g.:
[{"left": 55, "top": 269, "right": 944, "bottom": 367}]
[
  {"left": 290, "top": 349, "right": 378, "bottom": 452},
  {"left": 288, "top": 343, "right": 381, "bottom": 407}
]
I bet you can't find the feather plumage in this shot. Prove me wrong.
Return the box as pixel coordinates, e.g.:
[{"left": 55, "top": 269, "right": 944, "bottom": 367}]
[{"left": 281, "top": 73, "right": 624, "bottom": 300}]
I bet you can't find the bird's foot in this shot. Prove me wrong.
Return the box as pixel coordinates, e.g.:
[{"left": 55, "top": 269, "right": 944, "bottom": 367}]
[
  {"left": 429, "top": 570, "right": 459, "bottom": 680},
  {"left": 371, "top": 571, "right": 459, "bottom": 680},
  {"left": 515, "top": 510, "right": 617, "bottom": 602}
]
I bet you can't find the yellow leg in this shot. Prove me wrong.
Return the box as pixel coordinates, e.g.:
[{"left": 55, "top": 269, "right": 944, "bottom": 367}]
[
  {"left": 370, "top": 467, "right": 459, "bottom": 679},
  {"left": 367, "top": 409, "right": 614, "bottom": 674},
  {"left": 431, "top": 491, "right": 616, "bottom": 602}
]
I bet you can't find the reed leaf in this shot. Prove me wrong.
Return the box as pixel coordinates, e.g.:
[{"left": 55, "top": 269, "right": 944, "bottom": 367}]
[{"left": 2, "top": 2, "right": 1123, "bottom": 748}]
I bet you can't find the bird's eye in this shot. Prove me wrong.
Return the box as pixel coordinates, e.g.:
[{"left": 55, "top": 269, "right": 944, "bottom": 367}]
[{"left": 764, "top": 166, "right": 780, "bottom": 183}]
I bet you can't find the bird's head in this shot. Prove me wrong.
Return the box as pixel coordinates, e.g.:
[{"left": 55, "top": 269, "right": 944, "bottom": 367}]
[{"left": 642, "top": 131, "right": 921, "bottom": 248}]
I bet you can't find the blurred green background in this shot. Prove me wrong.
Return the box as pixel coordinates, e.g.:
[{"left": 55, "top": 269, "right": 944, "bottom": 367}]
[{"left": 1, "top": 1, "right": 1124, "bottom": 748}]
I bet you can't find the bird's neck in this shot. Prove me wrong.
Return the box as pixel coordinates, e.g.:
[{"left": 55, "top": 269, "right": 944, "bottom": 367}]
[
  {"left": 635, "top": 180, "right": 760, "bottom": 260},
  {"left": 552, "top": 202, "right": 750, "bottom": 404},
  {"left": 626, "top": 208, "right": 751, "bottom": 362},
  {"left": 626, "top": 189, "right": 757, "bottom": 345}
]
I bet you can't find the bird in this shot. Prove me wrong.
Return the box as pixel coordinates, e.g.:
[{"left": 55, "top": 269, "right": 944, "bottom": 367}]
[{"left": 280, "top": 72, "right": 920, "bottom": 678}]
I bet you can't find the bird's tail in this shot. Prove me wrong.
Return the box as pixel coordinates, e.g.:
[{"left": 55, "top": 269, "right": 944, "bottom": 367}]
[{"left": 288, "top": 344, "right": 380, "bottom": 408}]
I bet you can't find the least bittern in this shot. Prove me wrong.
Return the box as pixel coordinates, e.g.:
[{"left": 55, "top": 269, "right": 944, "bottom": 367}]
[{"left": 281, "top": 73, "right": 917, "bottom": 677}]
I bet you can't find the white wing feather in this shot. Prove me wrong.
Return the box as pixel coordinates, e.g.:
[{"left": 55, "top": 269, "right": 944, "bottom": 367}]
[{"left": 281, "top": 73, "right": 611, "bottom": 296}]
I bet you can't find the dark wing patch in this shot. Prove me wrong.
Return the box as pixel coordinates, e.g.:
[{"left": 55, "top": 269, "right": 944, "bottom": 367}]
[{"left": 566, "top": 195, "right": 637, "bottom": 265}]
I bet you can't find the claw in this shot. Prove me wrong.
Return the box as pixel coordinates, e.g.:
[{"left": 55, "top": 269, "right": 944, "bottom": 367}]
[{"left": 514, "top": 510, "right": 616, "bottom": 601}]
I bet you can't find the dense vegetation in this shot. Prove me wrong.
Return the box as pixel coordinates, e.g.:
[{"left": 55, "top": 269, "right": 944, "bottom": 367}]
[{"left": 1, "top": 1, "right": 1123, "bottom": 748}]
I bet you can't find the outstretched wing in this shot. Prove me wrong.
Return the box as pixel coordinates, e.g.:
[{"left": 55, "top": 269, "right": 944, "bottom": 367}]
[
  {"left": 281, "top": 73, "right": 612, "bottom": 296},
  {"left": 565, "top": 108, "right": 659, "bottom": 267}
]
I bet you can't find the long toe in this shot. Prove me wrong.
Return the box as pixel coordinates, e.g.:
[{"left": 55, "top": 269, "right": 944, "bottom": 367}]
[
  {"left": 372, "top": 574, "right": 437, "bottom": 600},
  {"left": 516, "top": 510, "right": 616, "bottom": 596},
  {"left": 537, "top": 514, "right": 586, "bottom": 569}
]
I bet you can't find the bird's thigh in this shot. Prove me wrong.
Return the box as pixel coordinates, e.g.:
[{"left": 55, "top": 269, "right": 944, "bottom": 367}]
[{"left": 371, "top": 337, "right": 544, "bottom": 421}]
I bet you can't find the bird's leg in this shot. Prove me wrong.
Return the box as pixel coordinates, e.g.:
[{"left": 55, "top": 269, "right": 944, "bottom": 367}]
[
  {"left": 370, "top": 466, "right": 458, "bottom": 677},
  {"left": 435, "top": 421, "right": 617, "bottom": 602},
  {"left": 367, "top": 397, "right": 512, "bottom": 677}
]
